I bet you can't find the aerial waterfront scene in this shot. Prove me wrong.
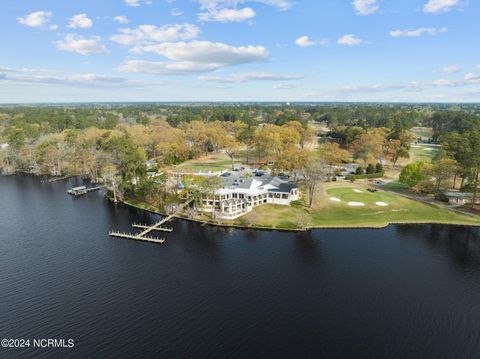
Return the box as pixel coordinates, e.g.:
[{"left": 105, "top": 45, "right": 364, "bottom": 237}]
[{"left": 1, "top": 0, "right": 480, "bottom": 358}]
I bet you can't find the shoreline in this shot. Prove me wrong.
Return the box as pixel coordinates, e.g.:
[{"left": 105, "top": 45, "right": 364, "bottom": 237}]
[
  {"left": 4, "top": 174, "right": 479, "bottom": 231},
  {"left": 121, "top": 199, "right": 480, "bottom": 232}
]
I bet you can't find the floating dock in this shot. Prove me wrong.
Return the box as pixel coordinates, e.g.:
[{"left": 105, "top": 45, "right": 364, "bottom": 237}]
[
  {"left": 109, "top": 214, "right": 176, "bottom": 244},
  {"left": 67, "top": 185, "right": 104, "bottom": 196},
  {"left": 108, "top": 231, "right": 165, "bottom": 244},
  {"left": 109, "top": 199, "right": 192, "bottom": 245}
]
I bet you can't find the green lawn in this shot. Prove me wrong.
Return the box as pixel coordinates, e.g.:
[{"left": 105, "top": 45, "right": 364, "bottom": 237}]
[
  {"left": 409, "top": 145, "right": 439, "bottom": 163},
  {"left": 176, "top": 159, "right": 239, "bottom": 172},
  {"left": 310, "top": 187, "right": 480, "bottom": 227},
  {"left": 233, "top": 186, "right": 480, "bottom": 229},
  {"left": 384, "top": 181, "right": 412, "bottom": 194},
  {"left": 411, "top": 127, "right": 433, "bottom": 141},
  {"left": 174, "top": 151, "right": 248, "bottom": 172},
  {"left": 235, "top": 204, "right": 308, "bottom": 229}
]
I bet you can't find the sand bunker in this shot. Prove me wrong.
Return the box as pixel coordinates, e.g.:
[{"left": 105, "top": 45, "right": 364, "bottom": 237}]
[
  {"left": 353, "top": 189, "right": 363, "bottom": 193},
  {"left": 330, "top": 197, "right": 342, "bottom": 202},
  {"left": 348, "top": 202, "right": 365, "bottom": 207},
  {"left": 376, "top": 202, "right": 388, "bottom": 207}
]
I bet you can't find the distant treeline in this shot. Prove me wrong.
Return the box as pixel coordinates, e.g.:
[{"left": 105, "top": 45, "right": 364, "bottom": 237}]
[{"left": 1, "top": 103, "right": 480, "bottom": 137}]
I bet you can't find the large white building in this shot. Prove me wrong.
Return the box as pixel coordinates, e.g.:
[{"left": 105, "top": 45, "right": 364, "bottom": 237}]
[{"left": 201, "top": 173, "right": 300, "bottom": 219}]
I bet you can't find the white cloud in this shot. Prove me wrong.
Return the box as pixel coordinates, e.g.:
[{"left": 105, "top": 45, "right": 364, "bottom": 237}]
[
  {"left": 0, "top": 66, "right": 161, "bottom": 88},
  {"left": 195, "top": 0, "right": 292, "bottom": 23},
  {"left": 124, "top": 0, "right": 152, "bottom": 7},
  {"left": 18, "top": 11, "right": 53, "bottom": 28},
  {"left": 432, "top": 79, "right": 451, "bottom": 86},
  {"left": 140, "top": 41, "right": 268, "bottom": 64},
  {"left": 337, "top": 34, "right": 363, "bottom": 46},
  {"left": 295, "top": 36, "right": 328, "bottom": 47},
  {"left": 117, "top": 60, "right": 221, "bottom": 75},
  {"left": 390, "top": 27, "right": 447, "bottom": 37},
  {"left": 55, "top": 34, "right": 110, "bottom": 56},
  {"left": 197, "top": 0, "right": 293, "bottom": 11},
  {"left": 423, "top": 0, "right": 464, "bottom": 13},
  {"left": 118, "top": 41, "right": 269, "bottom": 75},
  {"left": 272, "top": 83, "right": 298, "bottom": 89},
  {"left": 253, "top": 0, "right": 293, "bottom": 10},
  {"left": 114, "top": 16, "right": 129, "bottom": 24},
  {"left": 68, "top": 14, "right": 93, "bottom": 29},
  {"left": 199, "top": 7, "right": 256, "bottom": 22},
  {"left": 464, "top": 73, "right": 479, "bottom": 80},
  {"left": 110, "top": 23, "right": 199, "bottom": 46},
  {"left": 431, "top": 74, "right": 480, "bottom": 87},
  {"left": 352, "top": 0, "right": 379, "bottom": 15},
  {"left": 198, "top": 72, "right": 304, "bottom": 83},
  {"left": 309, "top": 73, "right": 480, "bottom": 99},
  {"left": 436, "top": 65, "right": 462, "bottom": 73},
  {"left": 170, "top": 8, "right": 183, "bottom": 16}
]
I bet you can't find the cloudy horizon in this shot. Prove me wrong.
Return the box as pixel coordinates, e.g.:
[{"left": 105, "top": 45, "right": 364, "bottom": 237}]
[{"left": 1, "top": 0, "right": 479, "bottom": 103}]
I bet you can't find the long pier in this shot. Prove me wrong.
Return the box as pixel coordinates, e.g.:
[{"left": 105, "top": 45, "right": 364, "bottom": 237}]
[
  {"left": 132, "top": 223, "right": 173, "bottom": 232},
  {"left": 108, "top": 231, "right": 165, "bottom": 244},
  {"left": 109, "top": 215, "right": 174, "bottom": 244},
  {"left": 109, "top": 199, "right": 192, "bottom": 245}
]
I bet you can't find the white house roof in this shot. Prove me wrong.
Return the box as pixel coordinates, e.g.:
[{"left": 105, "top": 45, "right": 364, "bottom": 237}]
[{"left": 217, "top": 173, "right": 297, "bottom": 196}]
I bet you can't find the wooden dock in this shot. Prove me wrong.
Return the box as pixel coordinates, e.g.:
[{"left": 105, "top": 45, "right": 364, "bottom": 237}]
[
  {"left": 109, "top": 199, "right": 192, "bottom": 245},
  {"left": 109, "top": 214, "right": 176, "bottom": 244},
  {"left": 132, "top": 223, "right": 173, "bottom": 232},
  {"left": 67, "top": 185, "right": 104, "bottom": 196},
  {"left": 108, "top": 231, "right": 165, "bottom": 244}
]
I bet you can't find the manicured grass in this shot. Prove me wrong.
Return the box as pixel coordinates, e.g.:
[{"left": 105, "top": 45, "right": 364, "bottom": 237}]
[
  {"left": 411, "top": 127, "right": 433, "bottom": 140},
  {"left": 409, "top": 145, "right": 438, "bottom": 163},
  {"left": 235, "top": 204, "right": 309, "bottom": 229},
  {"left": 384, "top": 181, "right": 412, "bottom": 194},
  {"left": 176, "top": 159, "right": 238, "bottom": 172},
  {"left": 175, "top": 152, "right": 242, "bottom": 172},
  {"left": 233, "top": 185, "right": 480, "bottom": 229},
  {"left": 310, "top": 187, "right": 480, "bottom": 227}
]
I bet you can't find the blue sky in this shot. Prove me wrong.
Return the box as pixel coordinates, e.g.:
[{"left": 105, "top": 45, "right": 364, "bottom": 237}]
[{"left": 0, "top": 0, "right": 479, "bottom": 103}]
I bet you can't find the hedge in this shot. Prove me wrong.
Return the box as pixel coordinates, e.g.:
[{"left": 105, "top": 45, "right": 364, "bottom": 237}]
[{"left": 345, "top": 172, "right": 384, "bottom": 181}]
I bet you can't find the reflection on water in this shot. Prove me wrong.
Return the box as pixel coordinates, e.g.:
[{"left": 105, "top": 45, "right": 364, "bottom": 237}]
[
  {"left": 1, "top": 175, "right": 480, "bottom": 359},
  {"left": 396, "top": 225, "right": 480, "bottom": 271}
]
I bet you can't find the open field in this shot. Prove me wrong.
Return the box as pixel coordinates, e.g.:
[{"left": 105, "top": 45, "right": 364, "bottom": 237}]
[
  {"left": 174, "top": 152, "right": 244, "bottom": 172},
  {"left": 409, "top": 145, "right": 439, "bottom": 163},
  {"left": 233, "top": 183, "right": 480, "bottom": 229},
  {"left": 411, "top": 127, "right": 433, "bottom": 141}
]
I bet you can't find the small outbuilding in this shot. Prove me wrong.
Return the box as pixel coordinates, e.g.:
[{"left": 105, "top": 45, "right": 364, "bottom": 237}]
[{"left": 444, "top": 192, "right": 480, "bottom": 205}]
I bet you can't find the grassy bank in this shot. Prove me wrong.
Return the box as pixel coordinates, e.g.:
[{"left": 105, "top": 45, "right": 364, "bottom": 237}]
[
  {"left": 233, "top": 183, "right": 480, "bottom": 229},
  {"left": 124, "top": 183, "right": 480, "bottom": 231}
]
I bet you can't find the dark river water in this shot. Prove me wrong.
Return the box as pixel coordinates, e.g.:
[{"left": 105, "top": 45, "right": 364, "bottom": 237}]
[{"left": 1, "top": 175, "right": 480, "bottom": 358}]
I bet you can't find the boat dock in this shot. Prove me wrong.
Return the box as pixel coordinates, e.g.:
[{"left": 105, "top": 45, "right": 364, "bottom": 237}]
[
  {"left": 67, "top": 185, "right": 104, "bottom": 196},
  {"left": 108, "top": 231, "right": 166, "bottom": 244},
  {"left": 132, "top": 223, "right": 173, "bottom": 232},
  {"left": 109, "top": 214, "right": 176, "bottom": 244},
  {"left": 109, "top": 199, "right": 191, "bottom": 245}
]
